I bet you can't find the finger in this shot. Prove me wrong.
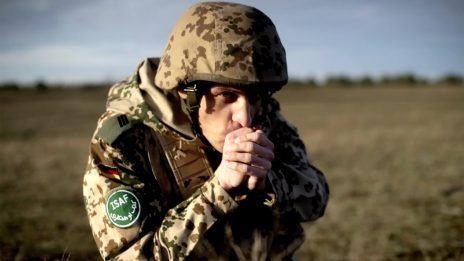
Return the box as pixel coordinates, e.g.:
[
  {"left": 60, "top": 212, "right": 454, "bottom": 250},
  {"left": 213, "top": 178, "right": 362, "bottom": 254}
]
[
  {"left": 223, "top": 152, "right": 272, "bottom": 170},
  {"left": 223, "top": 128, "right": 253, "bottom": 153},
  {"left": 225, "top": 142, "right": 274, "bottom": 160},
  {"left": 225, "top": 161, "right": 268, "bottom": 178},
  {"left": 225, "top": 127, "right": 254, "bottom": 144},
  {"left": 215, "top": 162, "right": 247, "bottom": 190},
  {"left": 242, "top": 130, "right": 274, "bottom": 150},
  {"left": 247, "top": 176, "right": 260, "bottom": 190}
]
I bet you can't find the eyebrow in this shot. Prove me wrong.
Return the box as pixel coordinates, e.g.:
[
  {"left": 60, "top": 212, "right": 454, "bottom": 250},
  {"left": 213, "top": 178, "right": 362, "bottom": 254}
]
[{"left": 211, "top": 86, "right": 244, "bottom": 93}]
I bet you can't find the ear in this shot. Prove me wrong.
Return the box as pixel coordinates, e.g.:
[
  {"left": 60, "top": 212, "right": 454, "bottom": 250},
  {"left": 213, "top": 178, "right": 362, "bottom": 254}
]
[{"left": 177, "top": 89, "right": 187, "bottom": 99}]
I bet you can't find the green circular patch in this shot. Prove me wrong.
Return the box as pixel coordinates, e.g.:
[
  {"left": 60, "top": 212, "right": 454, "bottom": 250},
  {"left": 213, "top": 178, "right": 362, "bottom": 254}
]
[{"left": 105, "top": 189, "right": 141, "bottom": 228}]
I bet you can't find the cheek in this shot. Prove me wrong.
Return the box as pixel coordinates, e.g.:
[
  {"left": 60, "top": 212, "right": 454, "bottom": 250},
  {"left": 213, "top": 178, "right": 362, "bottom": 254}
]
[
  {"left": 199, "top": 109, "right": 229, "bottom": 134},
  {"left": 198, "top": 113, "right": 228, "bottom": 151},
  {"left": 198, "top": 98, "right": 230, "bottom": 131}
]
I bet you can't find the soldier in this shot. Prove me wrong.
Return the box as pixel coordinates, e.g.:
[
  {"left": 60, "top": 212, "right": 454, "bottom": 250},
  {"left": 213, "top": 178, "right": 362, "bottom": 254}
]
[{"left": 83, "top": 2, "right": 329, "bottom": 260}]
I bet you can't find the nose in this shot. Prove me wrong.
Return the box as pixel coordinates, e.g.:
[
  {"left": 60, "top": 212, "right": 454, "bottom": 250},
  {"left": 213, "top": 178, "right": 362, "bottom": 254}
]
[{"left": 232, "top": 96, "right": 252, "bottom": 128}]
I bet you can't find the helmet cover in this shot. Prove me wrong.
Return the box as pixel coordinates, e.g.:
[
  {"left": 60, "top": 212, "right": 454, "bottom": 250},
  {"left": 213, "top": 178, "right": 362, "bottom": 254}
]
[{"left": 155, "top": 2, "right": 288, "bottom": 91}]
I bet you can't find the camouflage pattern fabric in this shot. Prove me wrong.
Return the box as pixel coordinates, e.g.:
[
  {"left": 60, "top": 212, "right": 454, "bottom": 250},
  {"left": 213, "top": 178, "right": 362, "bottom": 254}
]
[
  {"left": 155, "top": 2, "right": 287, "bottom": 91},
  {"left": 83, "top": 58, "right": 329, "bottom": 260},
  {"left": 83, "top": 2, "right": 329, "bottom": 260}
]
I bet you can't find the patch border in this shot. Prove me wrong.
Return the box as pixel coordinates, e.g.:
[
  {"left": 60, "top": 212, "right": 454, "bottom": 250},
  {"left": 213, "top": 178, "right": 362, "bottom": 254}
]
[{"left": 105, "top": 189, "right": 141, "bottom": 228}]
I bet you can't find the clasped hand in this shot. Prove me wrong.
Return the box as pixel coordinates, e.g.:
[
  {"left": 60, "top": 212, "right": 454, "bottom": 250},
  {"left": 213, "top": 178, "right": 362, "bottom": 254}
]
[{"left": 215, "top": 127, "right": 274, "bottom": 191}]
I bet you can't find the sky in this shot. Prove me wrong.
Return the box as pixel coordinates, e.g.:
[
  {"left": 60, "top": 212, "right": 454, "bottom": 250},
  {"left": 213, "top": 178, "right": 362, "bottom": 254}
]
[{"left": 0, "top": 0, "right": 463, "bottom": 84}]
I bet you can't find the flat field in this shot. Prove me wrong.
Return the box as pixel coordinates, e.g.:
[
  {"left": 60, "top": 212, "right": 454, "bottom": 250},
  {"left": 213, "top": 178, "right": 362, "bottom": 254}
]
[{"left": 0, "top": 86, "right": 463, "bottom": 260}]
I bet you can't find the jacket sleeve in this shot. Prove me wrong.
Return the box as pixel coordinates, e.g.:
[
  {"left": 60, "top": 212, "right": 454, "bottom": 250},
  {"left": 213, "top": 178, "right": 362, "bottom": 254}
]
[
  {"left": 266, "top": 110, "right": 330, "bottom": 222},
  {"left": 83, "top": 115, "right": 238, "bottom": 260}
]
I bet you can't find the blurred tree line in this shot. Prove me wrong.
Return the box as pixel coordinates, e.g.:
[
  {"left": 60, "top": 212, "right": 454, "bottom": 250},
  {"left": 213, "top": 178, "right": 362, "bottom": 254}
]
[
  {"left": 0, "top": 73, "right": 463, "bottom": 91},
  {"left": 287, "top": 73, "right": 463, "bottom": 88},
  {"left": 0, "top": 81, "right": 111, "bottom": 91}
]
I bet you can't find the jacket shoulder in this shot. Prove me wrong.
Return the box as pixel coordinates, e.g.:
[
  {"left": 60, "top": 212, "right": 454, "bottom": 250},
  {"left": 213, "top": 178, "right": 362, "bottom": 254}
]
[{"left": 95, "top": 113, "right": 141, "bottom": 145}]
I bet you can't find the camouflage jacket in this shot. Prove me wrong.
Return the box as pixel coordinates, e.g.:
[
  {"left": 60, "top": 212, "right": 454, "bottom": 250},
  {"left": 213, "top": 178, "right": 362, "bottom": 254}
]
[{"left": 83, "top": 58, "right": 329, "bottom": 261}]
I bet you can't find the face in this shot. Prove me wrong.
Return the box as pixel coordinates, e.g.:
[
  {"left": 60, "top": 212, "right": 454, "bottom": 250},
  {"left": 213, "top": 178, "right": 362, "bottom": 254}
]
[{"left": 197, "top": 85, "right": 263, "bottom": 152}]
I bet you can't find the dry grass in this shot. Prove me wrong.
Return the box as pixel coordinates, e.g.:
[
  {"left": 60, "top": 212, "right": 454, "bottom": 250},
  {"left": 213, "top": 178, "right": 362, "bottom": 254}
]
[
  {"left": 1, "top": 86, "right": 463, "bottom": 260},
  {"left": 0, "top": 89, "right": 106, "bottom": 260},
  {"left": 274, "top": 87, "right": 464, "bottom": 260}
]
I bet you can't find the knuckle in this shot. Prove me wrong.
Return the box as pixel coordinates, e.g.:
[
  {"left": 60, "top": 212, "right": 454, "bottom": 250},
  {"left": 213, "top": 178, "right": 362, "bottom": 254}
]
[
  {"left": 269, "top": 151, "right": 275, "bottom": 159},
  {"left": 257, "top": 158, "right": 270, "bottom": 169},
  {"left": 246, "top": 143, "right": 255, "bottom": 151},
  {"left": 251, "top": 132, "right": 260, "bottom": 141},
  {"left": 242, "top": 153, "right": 252, "bottom": 163},
  {"left": 227, "top": 161, "right": 238, "bottom": 170},
  {"left": 269, "top": 142, "right": 275, "bottom": 150},
  {"left": 240, "top": 164, "right": 251, "bottom": 173}
]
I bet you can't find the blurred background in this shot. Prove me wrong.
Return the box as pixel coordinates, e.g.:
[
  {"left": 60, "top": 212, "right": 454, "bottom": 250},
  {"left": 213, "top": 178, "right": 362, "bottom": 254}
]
[
  {"left": 0, "top": 0, "right": 463, "bottom": 260},
  {"left": 1, "top": 0, "right": 463, "bottom": 84}
]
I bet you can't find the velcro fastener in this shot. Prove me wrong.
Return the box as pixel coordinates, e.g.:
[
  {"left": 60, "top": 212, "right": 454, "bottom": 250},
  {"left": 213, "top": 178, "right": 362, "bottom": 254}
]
[{"left": 95, "top": 114, "right": 136, "bottom": 144}]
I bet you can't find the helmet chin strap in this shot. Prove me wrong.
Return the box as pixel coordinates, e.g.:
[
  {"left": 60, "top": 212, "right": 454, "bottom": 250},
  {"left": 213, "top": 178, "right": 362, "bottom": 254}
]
[{"left": 183, "top": 84, "right": 215, "bottom": 150}]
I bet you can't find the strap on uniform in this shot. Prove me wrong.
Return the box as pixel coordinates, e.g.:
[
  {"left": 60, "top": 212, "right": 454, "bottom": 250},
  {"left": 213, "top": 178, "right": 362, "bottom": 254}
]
[
  {"left": 184, "top": 84, "right": 201, "bottom": 136},
  {"left": 184, "top": 84, "right": 200, "bottom": 112},
  {"left": 183, "top": 83, "right": 214, "bottom": 148},
  {"left": 147, "top": 129, "right": 214, "bottom": 200}
]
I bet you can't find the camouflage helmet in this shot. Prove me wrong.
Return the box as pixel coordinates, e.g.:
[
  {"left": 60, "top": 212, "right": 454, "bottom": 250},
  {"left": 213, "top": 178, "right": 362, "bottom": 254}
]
[{"left": 154, "top": 1, "right": 288, "bottom": 92}]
